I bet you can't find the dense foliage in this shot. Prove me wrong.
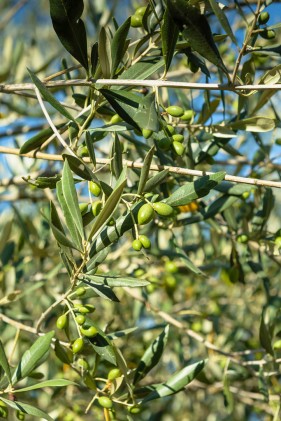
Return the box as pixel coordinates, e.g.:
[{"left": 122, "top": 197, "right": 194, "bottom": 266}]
[{"left": 1, "top": 1, "right": 281, "bottom": 420}]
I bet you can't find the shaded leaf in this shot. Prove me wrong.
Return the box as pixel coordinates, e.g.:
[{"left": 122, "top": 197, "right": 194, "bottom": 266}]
[
  {"left": 137, "top": 146, "right": 155, "bottom": 195},
  {"left": 19, "top": 124, "right": 65, "bottom": 154},
  {"left": 62, "top": 153, "right": 95, "bottom": 181},
  {"left": 134, "top": 326, "right": 169, "bottom": 385},
  {"left": 111, "top": 133, "right": 123, "bottom": 179},
  {"left": 1, "top": 397, "right": 53, "bottom": 421},
  {"left": 0, "top": 340, "right": 11, "bottom": 385},
  {"left": 140, "top": 360, "right": 205, "bottom": 403},
  {"left": 229, "top": 117, "right": 275, "bottom": 132},
  {"left": 135, "top": 93, "right": 159, "bottom": 132},
  {"left": 208, "top": 0, "right": 237, "bottom": 45},
  {"left": 144, "top": 169, "right": 169, "bottom": 192},
  {"left": 12, "top": 331, "right": 54, "bottom": 385},
  {"left": 49, "top": 0, "right": 88, "bottom": 71},
  {"left": 161, "top": 8, "right": 179, "bottom": 76},
  {"left": 83, "top": 281, "right": 120, "bottom": 302},
  {"left": 99, "top": 27, "right": 112, "bottom": 78},
  {"left": 85, "top": 131, "right": 96, "bottom": 167},
  {"left": 166, "top": 172, "right": 226, "bottom": 206},
  {"left": 27, "top": 69, "right": 73, "bottom": 120},
  {"left": 259, "top": 309, "right": 274, "bottom": 356},
  {"left": 111, "top": 17, "right": 131, "bottom": 77}
]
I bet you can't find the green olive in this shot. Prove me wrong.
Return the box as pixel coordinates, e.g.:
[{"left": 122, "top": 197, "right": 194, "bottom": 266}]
[
  {"left": 165, "top": 275, "right": 177, "bottom": 289},
  {"left": 128, "top": 405, "right": 141, "bottom": 414},
  {"left": 153, "top": 202, "right": 174, "bottom": 216},
  {"left": 180, "top": 110, "right": 194, "bottom": 121},
  {"left": 237, "top": 234, "right": 248, "bottom": 243},
  {"left": 258, "top": 11, "right": 270, "bottom": 24},
  {"left": 135, "top": 6, "right": 147, "bottom": 16},
  {"left": 132, "top": 239, "right": 142, "bottom": 251},
  {"left": 78, "top": 358, "right": 89, "bottom": 370},
  {"left": 166, "top": 105, "right": 184, "bottom": 117},
  {"left": 158, "top": 137, "right": 172, "bottom": 150},
  {"left": 74, "top": 304, "right": 95, "bottom": 314},
  {"left": 139, "top": 234, "right": 151, "bottom": 249},
  {"left": 274, "top": 236, "right": 281, "bottom": 248},
  {"left": 173, "top": 141, "right": 185, "bottom": 156},
  {"left": 98, "top": 396, "right": 113, "bottom": 409},
  {"left": 165, "top": 260, "right": 178, "bottom": 273},
  {"left": 79, "top": 203, "right": 89, "bottom": 215},
  {"left": 137, "top": 203, "right": 154, "bottom": 225},
  {"left": 89, "top": 181, "right": 101, "bottom": 196},
  {"left": 92, "top": 201, "right": 102, "bottom": 217},
  {"left": 72, "top": 338, "right": 84, "bottom": 354},
  {"left": 131, "top": 14, "right": 143, "bottom": 28},
  {"left": 76, "top": 286, "right": 86, "bottom": 297},
  {"left": 142, "top": 129, "right": 153, "bottom": 139},
  {"left": 16, "top": 411, "right": 25, "bottom": 421},
  {"left": 75, "top": 314, "right": 86, "bottom": 325},
  {"left": 80, "top": 325, "right": 98, "bottom": 337},
  {"left": 77, "top": 145, "right": 89, "bottom": 157},
  {"left": 107, "top": 368, "right": 122, "bottom": 380},
  {"left": 0, "top": 402, "right": 8, "bottom": 419},
  {"left": 275, "top": 138, "right": 281, "bottom": 145},
  {"left": 56, "top": 314, "right": 68, "bottom": 330},
  {"left": 260, "top": 29, "right": 275, "bottom": 39},
  {"left": 166, "top": 124, "right": 175, "bottom": 135},
  {"left": 110, "top": 114, "right": 123, "bottom": 124},
  {"left": 172, "top": 134, "right": 184, "bottom": 143}
]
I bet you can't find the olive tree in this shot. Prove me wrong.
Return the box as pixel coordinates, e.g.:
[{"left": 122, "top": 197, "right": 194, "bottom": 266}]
[{"left": 1, "top": 0, "right": 281, "bottom": 420}]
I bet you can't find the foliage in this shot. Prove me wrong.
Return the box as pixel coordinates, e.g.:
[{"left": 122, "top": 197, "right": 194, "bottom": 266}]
[{"left": 1, "top": 0, "right": 281, "bottom": 420}]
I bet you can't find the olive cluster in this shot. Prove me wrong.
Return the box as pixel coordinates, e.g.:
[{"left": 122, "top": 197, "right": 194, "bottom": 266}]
[{"left": 257, "top": 12, "right": 275, "bottom": 40}]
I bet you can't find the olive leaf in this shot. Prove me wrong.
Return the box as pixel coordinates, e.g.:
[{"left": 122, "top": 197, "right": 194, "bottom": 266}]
[
  {"left": 161, "top": 8, "right": 179, "bottom": 76},
  {"left": 49, "top": 0, "right": 88, "bottom": 71}
]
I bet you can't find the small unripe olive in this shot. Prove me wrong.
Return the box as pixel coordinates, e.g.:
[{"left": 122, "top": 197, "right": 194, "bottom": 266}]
[
  {"left": 273, "top": 339, "right": 281, "bottom": 349},
  {"left": 158, "top": 137, "right": 172, "bottom": 150},
  {"left": 165, "top": 275, "right": 177, "bottom": 289},
  {"left": 242, "top": 191, "right": 250, "bottom": 199},
  {"left": 274, "top": 236, "right": 281, "bottom": 248},
  {"left": 74, "top": 304, "right": 95, "bottom": 314},
  {"left": 92, "top": 201, "right": 102, "bottom": 217},
  {"left": 275, "top": 138, "right": 281, "bottom": 145},
  {"left": 166, "top": 124, "right": 175, "bottom": 135},
  {"left": 135, "top": 6, "right": 147, "bottom": 16},
  {"left": 131, "top": 14, "right": 143, "bottom": 28},
  {"left": 166, "top": 105, "right": 184, "bottom": 117},
  {"left": 260, "top": 29, "right": 275, "bottom": 39},
  {"left": 180, "top": 110, "right": 194, "bottom": 121},
  {"left": 16, "top": 411, "right": 25, "bottom": 421},
  {"left": 0, "top": 402, "right": 8, "bottom": 419},
  {"left": 77, "top": 145, "right": 89, "bottom": 157},
  {"left": 98, "top": 396, "right": 113, "bottom": 409},
  {"left": 237, "top": 234, "right": 248, "bottom": 243},
  {"left": 173, "top": 141, "right": 185, "bottom": 156},
  {"left": 128, "top": 405, "right": 141, "bottom": 414},
  {"left": 79, "top": 203, "right": 89, "bottom": 215},
  {"left": 75, "top": 314, "right": 86, "bottom": 325},
  {"left": 142, "top": 129, "right": 153, "bottom": 139},
  {"left": 76, "top": 286, "right": 86, "bottom": 297},
  {"left": 139, "top": 234, "right": 151, "bottom": 249},
  {"left": 132, "top": 239, "right": 142, "bottom": 251},
  {"left": 258, "top": 11, "right": 270, "bottom": 24},
  {"left": 89, "top": 181, "right": 101, "bottom": 196},
  {"left": 107, "top": 368, "right": 122, "bottom": 380},
  {"left": 107, "top": 217, "right": 115, "bottom": 226},
  {"left": 165, "top": 260, "right": 178, "bottom": 273},
  {"left": 78, "top": 358, "right": 89, "bottom": 370},
  {"left": 72, "top": 338, "right": 84, "bottom": 354},
  {"left": 56, "top": 314, "right": 68, "bottom": 330},
  {"left": 153, "top": 202, "right": 174, "bottom": 216},
  {"left": 80, "top": 325, "right": 98, "bottom": 337},
  {"left": 172, "top": 134, "right": 184, "bottom": 143},
  {"left": 110, "top": 114, "right": 123, "bottom": 124},
  {"left": 137, "top": 203, "right": 154, "bottom": 225}
]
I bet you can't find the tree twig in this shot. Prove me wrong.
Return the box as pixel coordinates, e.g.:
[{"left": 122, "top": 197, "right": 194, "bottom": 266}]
[{"left": 1, "top": 146, "right": 281, "bottom": 189}]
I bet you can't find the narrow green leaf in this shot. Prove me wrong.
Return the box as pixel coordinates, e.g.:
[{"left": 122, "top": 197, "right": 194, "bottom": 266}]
[
  {"left": 140, "top": 360, "right": 205, "bottom": 403},
  {"left": 167, "top": 0, "right": 227, "bottom": 73},
  {"left": 88, "top": 178, "right": 127, "bottom": 241},
  {"left": 166, "top": 172, "right": 226, "bottom": 206},
  {"left": 111, "top": 17, "right": 131, "bottom": 77},
  {"left": 137, "top": 146, "right": 155, "bottom": 196},
  {"left": 61, "top": 159, "right": 84, "bottom": 239},
  {"left": 91, "top": 41, "right": 99, "bottom": 76},
  {"left": 54, "top": 340, "right": 73, "bottom": 365},
  {"left": 12, "top": 331, "right": 55, "bottom": 385},
  {"left": 203, "top": 195, "right": 239, "bottom": 220},
  {"left": 229, "top": 117, "right": 275, "bottom": 132},
  {"left": 82, "top": 274, "right": 150, "bottom": 288},
  {"left": 161, "top": 8, "right": 179, "bottom": 76},
  {"left": 111, "top": 133, "right": 123, "bottom": 179},
  {"left": 1, "top": 397, "right": 53, "bottom": 421},
  {"left": 135, "top": 93, "right": 159, "bottom": 131},
  {"left": 83, "top": 281, "right": 120, "bottom": 302},
  {"left": 27, "top": 69, "right": 73, "bottom": 120},
  {"left": 134, "top": 326, "right": 169, "bottom": 385},
  {"left": 120, "top": 57, "right": 165, "bottom": 81},
  {"left": 50, "top": 221, "right": 80, "bottom": 251},
  {"left": 99, "top": 27, "right": 112, "bottom": 78},
  {"left": 19, "top": 124, "right": 65, "bottom": 154},
  {"left": 49, "top": 0, "right": 88, "bottom": 71},
  {"left": 85, "top": 131, "right": 96, "bottom": 167},
  {"left": 56, "top": 180, "right": 82, "bottom": 249},
  {"left": 84, "top": 322, "right": 117, "bottom": 365},
  {"left": 208, "top": 0, "right": 237, "bottom": 45},
  {"left": 0, "top": 340, "right": 12, "bottom": 385},
  {"left": 62, "top": 153, "right": 95, "bottom": 181},
  {"left": 107, "top": 327, "right": 138, "bottom": 340},
  {"left": 259, "top": 309, "right": 274, "bottom": 356},
  {"left": 15, "top": 379, "right": 76, "bottom": 393},
  {"left": 144, "top": 169, "right": 169, "bottom": 192},
  {"left": 174, "top": 244, "right": 204, "bottom": 276}
]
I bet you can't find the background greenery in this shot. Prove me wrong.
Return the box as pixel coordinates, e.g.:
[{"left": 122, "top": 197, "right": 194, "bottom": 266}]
[{"left": 1, "top": 1, "right": 281, "bottom": 420}]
